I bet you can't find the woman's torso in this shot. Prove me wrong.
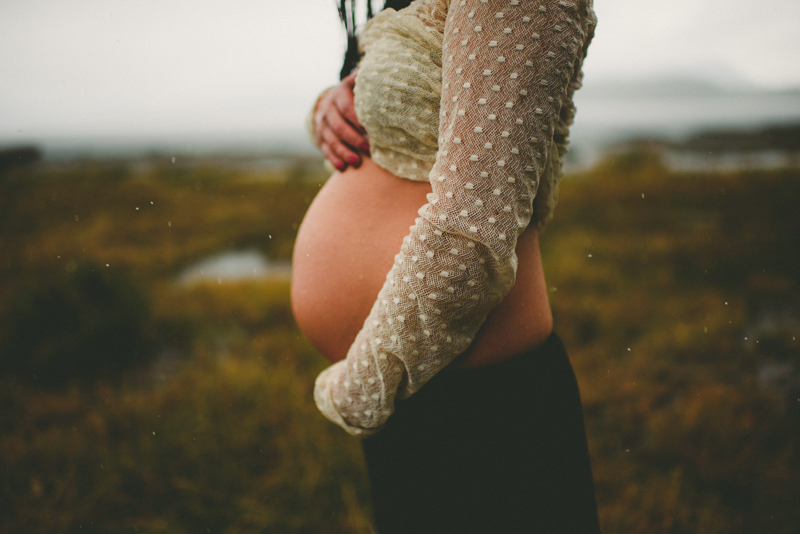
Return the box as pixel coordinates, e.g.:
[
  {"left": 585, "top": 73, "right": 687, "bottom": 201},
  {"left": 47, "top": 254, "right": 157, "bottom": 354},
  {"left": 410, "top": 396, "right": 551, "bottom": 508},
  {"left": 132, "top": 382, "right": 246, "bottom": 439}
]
[
  {"left": 291, "top": 157, "right": 552, "bottom": 369},
  {"left": 292, "top": 0, "right": 574, "bottom": 368}
]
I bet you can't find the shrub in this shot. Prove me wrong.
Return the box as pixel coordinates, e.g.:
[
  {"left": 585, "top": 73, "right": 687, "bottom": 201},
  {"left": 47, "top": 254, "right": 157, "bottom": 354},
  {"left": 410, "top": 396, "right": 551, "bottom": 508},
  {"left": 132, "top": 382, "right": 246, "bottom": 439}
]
[{"left": 0, "top": 263, "right": 155, "bottom": 386}]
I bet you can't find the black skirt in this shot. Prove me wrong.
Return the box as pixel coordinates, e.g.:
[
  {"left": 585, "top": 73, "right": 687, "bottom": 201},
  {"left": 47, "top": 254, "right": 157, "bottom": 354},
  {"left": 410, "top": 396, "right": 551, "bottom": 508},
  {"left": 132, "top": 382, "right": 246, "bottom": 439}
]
[{"left": 361, "top": 332, "right": 601, "bottom": 534}]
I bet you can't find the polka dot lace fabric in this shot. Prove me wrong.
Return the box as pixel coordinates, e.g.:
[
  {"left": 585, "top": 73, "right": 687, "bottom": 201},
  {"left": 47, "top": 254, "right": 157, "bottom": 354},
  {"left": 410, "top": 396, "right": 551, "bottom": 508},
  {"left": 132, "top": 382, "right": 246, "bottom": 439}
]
[{"left": 315, "top": 0, "right": 596, "bottom": 436}]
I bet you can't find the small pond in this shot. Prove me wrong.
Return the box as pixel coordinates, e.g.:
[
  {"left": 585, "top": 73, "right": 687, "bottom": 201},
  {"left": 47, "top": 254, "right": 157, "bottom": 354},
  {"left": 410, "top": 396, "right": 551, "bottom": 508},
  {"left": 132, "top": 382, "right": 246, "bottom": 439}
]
[{"left": 178, "top": 250, "right": 291, "bottom": 285}]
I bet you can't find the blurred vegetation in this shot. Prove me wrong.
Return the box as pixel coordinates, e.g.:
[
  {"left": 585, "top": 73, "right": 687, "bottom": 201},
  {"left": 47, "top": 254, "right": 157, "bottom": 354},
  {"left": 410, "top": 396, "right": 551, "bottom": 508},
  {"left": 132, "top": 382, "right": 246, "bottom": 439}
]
[
  {"left": 542, "top": 151, "right": 800, "bottom": 533},
  {"left": 0, "top": 151, "right": 798, "bottom": 533},
  {"left": 1, "top": 263, "right": 154, "bottom": 386}
]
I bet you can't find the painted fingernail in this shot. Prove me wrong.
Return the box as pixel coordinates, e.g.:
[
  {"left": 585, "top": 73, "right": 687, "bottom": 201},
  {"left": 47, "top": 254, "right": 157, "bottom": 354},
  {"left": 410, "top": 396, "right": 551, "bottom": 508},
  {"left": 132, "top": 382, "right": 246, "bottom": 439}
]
[
  {"left": 361, "top": 143, "right": 371, "bottom": 153},
  {"left": 347, "top": 155, "right": 360, "bottom": 165},
  {"left": 335, "top": 161, "right": 346, "bottom": 171}
]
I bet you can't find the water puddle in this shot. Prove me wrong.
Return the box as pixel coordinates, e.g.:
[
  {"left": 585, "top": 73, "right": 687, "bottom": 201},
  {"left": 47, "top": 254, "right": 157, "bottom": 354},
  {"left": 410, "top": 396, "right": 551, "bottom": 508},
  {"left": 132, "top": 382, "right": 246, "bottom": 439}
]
[{"left": 177, "top": 250, "right": 291, "bottom": 285}]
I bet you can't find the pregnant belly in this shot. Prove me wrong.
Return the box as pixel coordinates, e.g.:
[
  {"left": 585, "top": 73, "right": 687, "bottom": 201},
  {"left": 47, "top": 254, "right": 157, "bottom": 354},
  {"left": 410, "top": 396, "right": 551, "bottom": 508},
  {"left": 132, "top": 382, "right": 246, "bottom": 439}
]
[{"left": 291, "top": 158, "right": 552, "bottom": 368}]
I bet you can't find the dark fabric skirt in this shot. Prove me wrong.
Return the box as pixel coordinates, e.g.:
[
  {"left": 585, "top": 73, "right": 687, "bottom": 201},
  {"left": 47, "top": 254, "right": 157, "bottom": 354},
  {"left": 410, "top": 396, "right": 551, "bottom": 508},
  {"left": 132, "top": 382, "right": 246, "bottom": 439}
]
[{"left": 361, "top": 332, "right": 601, "bottom": 534}]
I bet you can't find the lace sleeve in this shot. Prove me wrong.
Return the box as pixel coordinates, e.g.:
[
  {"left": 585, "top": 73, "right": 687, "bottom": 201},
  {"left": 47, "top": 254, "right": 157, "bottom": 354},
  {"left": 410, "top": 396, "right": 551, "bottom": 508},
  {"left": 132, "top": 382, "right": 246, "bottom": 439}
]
[{"left": 314, "top": 0, "right": 596, "bottom": 436}]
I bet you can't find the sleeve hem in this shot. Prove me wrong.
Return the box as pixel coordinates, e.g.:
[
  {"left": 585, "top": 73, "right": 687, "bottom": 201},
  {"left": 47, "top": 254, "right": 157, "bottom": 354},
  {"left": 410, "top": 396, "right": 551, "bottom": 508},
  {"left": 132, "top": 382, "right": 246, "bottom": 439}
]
[
  {"left": 314, "top": 363, "right": 385, "bottom": 437},
  {"left": 305, "top": 86, "right": 336, "bottom": 150}
]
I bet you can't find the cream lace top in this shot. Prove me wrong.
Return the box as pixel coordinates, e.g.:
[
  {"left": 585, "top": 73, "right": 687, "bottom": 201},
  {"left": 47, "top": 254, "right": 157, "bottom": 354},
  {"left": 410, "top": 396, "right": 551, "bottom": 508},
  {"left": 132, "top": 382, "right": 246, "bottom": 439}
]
[{"left": 313, "top": 0, "right": 596, "bottom": 436}]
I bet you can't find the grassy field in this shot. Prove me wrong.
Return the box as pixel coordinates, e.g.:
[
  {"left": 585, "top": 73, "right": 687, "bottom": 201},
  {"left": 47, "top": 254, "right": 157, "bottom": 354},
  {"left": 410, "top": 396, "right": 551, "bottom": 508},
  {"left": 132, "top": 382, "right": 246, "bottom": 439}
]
[{"left": 0, "top": 151, "right": 798, "bottom": 533}]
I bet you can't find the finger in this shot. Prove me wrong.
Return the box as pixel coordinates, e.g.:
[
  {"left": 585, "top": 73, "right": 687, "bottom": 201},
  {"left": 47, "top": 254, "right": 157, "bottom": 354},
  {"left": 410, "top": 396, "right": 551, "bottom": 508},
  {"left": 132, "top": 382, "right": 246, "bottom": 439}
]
[
  {"left": 313, "top": 87, "right": 336, "bottom": 147},
  {"left": 321, "top": 126, "right": 362, "bottom": 168},
  {"left": 334, "top": 85, "right": 367, "bottom": 137},
  {"left": 341, "top": 71, "right": 357, "bottom": 89},
  {"left": 335, "top": 95, "right": 367, "bottom": 140},
  {"left": 337, "top": 72, "right": 369, "bottom": 151},
  {"left": 321, "top": 143, "right": 346, "bottom": 172},
  {"left": 326, "top": 108, "right": 369, "bottom": 157},
  {"left": 315, "top": 90, "right": 360, "bottom": 152}
]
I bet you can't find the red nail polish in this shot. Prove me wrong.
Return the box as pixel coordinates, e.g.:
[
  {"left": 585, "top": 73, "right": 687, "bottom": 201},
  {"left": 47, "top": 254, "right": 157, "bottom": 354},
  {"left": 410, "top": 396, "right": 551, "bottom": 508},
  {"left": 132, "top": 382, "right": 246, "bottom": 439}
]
[
  {"left": 335, "top": 162, "right": 345, "bottom": 171},
  {"left": 361, "top": 143, "right": 371, "bottom": 153},
  {"left": 347, "top": 155, "right": 359, "bottom": 165}
]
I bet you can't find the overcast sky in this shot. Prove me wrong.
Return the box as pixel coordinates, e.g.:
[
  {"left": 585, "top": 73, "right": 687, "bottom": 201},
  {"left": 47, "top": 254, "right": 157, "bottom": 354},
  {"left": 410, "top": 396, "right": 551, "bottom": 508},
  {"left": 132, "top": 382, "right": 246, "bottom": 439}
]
[{"left": 1, "top": 0, "right": 799, "bottom": 147}]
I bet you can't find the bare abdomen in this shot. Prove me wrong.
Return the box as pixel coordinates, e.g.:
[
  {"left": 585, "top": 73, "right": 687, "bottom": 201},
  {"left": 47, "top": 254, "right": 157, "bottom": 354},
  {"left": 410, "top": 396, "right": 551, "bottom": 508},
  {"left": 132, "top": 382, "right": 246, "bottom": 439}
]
[{"left": 291, "top": 158, "right": 552, "bottom": 368}]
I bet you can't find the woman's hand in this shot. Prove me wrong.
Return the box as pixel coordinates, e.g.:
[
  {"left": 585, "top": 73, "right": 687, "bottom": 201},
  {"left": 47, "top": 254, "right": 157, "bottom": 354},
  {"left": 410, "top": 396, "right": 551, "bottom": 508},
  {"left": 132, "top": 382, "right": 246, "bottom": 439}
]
[{"left": 314, "top": 72, "right": 370, "bottom": 171}]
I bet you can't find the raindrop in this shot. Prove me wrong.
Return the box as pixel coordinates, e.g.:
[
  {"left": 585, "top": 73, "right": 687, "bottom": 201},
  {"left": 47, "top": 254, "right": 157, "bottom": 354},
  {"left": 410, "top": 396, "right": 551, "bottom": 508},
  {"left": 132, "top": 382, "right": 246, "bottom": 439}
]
[{"left": 587, "top": 254, "right": 592, "bottom": 258}]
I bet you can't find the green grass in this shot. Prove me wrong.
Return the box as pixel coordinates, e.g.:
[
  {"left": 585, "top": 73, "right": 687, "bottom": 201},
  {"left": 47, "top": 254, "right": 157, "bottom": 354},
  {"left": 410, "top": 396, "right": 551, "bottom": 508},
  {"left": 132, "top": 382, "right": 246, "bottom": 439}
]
[{"left": 0, "top": 152, "right": 798, "bottom": 533}]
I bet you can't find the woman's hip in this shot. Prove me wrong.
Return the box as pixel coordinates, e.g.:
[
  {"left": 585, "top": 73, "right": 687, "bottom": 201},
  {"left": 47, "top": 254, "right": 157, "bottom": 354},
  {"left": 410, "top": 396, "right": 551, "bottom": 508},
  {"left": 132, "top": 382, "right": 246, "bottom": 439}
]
[{"left": 362, "top": 332, "right": 601, "bottom": 533}]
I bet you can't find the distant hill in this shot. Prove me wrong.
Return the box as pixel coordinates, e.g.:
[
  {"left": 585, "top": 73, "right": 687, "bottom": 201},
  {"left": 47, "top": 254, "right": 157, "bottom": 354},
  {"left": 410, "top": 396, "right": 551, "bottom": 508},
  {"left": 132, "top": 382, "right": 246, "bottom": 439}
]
[
  {"left": 580, "top": 75, "right": 800, "bottom": 99},
  {"left": 0, "top": 145, "right": 42, "bottom": 172},
  {"left": 662, "top": 122, "right": 800, "bottom": 154}
]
